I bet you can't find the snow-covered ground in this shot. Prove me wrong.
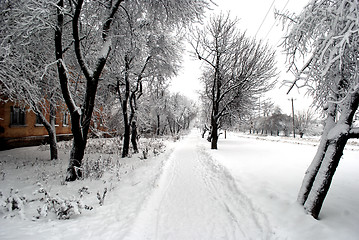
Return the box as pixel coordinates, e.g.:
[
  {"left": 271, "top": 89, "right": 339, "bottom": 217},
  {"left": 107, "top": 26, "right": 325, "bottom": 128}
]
[{"left": 0, "top": 130, "right": 358, "bottom": 239}]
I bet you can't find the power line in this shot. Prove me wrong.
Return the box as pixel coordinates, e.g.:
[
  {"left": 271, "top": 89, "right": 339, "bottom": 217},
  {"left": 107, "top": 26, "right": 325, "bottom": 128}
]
[
  {"left": 264, "top": 0, "right": 291, "bottom": 39},
  {"left": 255, "top": 0, "right": 276, "bottom": 38}
]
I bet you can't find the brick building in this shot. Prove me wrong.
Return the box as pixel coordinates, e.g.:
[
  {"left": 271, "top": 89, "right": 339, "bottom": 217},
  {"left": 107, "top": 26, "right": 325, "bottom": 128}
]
[{"left": 0, "top": 99, "right": 73, "bottom": 150}]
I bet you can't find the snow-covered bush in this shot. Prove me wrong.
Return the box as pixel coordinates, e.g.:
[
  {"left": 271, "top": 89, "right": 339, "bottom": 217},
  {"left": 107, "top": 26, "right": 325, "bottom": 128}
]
[
  {"left": 82, "top": 155, "right": 119, "bottom": 179},
  {"left": 85, "top": 138, "right": 122, "bottom": 154},
  {"left": 97, "top": 188, "right": 107, "bottom": 206},
  {"left": 33, "top": 185, "right": 92, "bottom": 220},
  {"left": 0, "top": 189, "right": 27, "bottom": 219},
  {"left": 38, "top": 144, "right": 50, "bottom": 152}
]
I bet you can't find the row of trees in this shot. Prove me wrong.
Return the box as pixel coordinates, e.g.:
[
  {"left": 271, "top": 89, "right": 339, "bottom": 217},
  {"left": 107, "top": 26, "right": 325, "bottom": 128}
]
[
  {"left": 104, "top": 89, "right": 197, "bottom": 138},
  {"left": 249, "top": 106, "right": 317, "bottom": 138},
  {"left": 0, "top": 0, "right": 209, "bottom": 180},
  {"left": 195, "top": 0, "right": 358, "bottom": 220}
]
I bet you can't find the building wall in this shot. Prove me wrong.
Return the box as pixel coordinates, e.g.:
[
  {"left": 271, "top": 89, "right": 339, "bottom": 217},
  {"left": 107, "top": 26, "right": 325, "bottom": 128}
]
[{"left": 0, "top": 100, "right": 72, "bottom": 149}]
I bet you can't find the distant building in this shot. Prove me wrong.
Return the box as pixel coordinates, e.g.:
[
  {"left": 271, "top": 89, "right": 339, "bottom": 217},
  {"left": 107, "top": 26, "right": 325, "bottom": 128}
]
[{"left": 0, "top": 98, "right": 72, "bottom": 150}]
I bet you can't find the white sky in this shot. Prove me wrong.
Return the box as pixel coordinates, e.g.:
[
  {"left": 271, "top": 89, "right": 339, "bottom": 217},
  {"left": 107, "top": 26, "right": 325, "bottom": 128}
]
[{"left": 169, "top": 0, "right": 312, "bottom": 115}]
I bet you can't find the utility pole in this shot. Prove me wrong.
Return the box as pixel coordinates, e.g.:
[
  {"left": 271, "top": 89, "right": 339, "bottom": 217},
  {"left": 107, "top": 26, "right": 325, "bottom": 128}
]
[{"left": 291, "top": 98, "right": 296, "bottom": 138}]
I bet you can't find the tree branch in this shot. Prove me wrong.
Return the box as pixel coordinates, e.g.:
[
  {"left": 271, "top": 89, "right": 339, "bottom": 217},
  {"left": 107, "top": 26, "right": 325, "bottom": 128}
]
[
  {"left": 287, "top": 56, "right": 313, "bottom": 94},
  {"left": 55, "top": 0, "right": 78, "bottom": 115},
  {"left": 348, "top": 127, "right": 359, "bottom": 139},
  {"left": 102, "top": 0, "right": 124, "bottom": 41},
  {"left": 73, "top": 0, "right": 92, "bottom": 81}
]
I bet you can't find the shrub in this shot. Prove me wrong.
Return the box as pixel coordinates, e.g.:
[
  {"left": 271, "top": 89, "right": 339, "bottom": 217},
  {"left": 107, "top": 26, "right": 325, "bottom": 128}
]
[{"left": 33, "top": 184, "right": 92, "bottom": 220}]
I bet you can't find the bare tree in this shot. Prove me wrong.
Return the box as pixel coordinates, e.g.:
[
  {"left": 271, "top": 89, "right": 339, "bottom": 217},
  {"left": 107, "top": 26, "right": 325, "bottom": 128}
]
[
  {"left": 191, "top": 13, "right": 277, "bottom": 149},
  {"left": 280, "top": 0, "right": 359, "bottom": 218},
  {"left": 165, "top": 93, "right": 197, "bottom": 135},
  {"left": 146, "top": 76, "right": 170, "bottom": 136},
  {"left": 0, "top": 0, "right": 61, "bottom": 160},
  {"left": 295, "top": 109, "right": 314, "bottom": 138},
  {"left": 54, "top": 0, "right": 125, "bottom": 181}
]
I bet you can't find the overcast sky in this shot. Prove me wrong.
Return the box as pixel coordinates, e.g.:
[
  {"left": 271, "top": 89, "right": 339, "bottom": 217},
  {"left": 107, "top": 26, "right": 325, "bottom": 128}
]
[{"left": 169, "top": 0, "right": 312, "bottom": 115}]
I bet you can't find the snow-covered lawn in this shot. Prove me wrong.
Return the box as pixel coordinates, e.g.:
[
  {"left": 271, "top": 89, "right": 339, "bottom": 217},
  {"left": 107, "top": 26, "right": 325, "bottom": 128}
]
[
  {"left": 0, "top": 137, "right": 176, "bottom": 239},
  {"left": 0, "top": 130, "right": 358, "bottom": 239},
  {"left": 207, "top": 132, "right": 359, "bottom": 240}
]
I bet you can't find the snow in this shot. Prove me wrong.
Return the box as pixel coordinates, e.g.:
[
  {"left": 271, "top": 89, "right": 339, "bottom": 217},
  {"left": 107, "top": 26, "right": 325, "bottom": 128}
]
[
  {"left": 125, "top": 133, "right": 272, "bottom": 239},
  {"left": 99, "top": 39, "right": 112, "bottom": 60},
  {"left": 1, "top": 130, "right": 359, "bottom": 239}
]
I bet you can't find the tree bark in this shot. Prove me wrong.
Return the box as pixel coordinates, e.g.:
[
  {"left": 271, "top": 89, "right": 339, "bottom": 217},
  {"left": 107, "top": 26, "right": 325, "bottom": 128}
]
[
  {"left": 122, "top": 101, "right": 130, "bottom": 158},
  {"left": 202, "top": 125, "right": 208, "bottom": 138},
  {"left": 35, "top": 104, "right": 58, "bottom": 160},
  {"left": 211, "top": 115, "right": 218, "bottom": 149},
  {"left": 156, "top": 114, "right": 160, "bottom": 135},
  {"left": 48, "top": 127, "right": 58, "bottom": 160},
  {"left": 301, "top": 91, "right": 358, "bottom": 219},
  {"left": 304, "top": 133, "right": 348, "bottom": 219},
  {"left": 131, "top": 120, "right": 138, "bottom": 153},
  {"left": 67, "top": 136, "right": 86, "bottom": 181},
  {"left": 48, "top": 103, "right": 58, "bottom": 160},
  {"left": 297, "top": 102, "right": 337, "bottom": 205}
]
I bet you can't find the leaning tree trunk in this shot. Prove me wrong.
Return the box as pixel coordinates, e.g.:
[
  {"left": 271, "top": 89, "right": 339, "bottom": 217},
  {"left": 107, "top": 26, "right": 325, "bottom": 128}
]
[
  {"left": 297, "top": 102, "right": 337, "bottom": 205},
  {"left": 304, "top": 132, "right": 348, "bottom": 219},
  {"left": 35, "top": 104, "right": 58, "bottom": 160},
  {"left": 301, "top": 92, "right": 358, "bottom": 219}
]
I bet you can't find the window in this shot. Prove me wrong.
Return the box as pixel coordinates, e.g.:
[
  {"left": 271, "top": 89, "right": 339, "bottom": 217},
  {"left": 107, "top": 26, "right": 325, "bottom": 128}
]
[
  {"left": 35, "top": 114, "right": 43, "bottom": 125},
  {"left": 10, "top": 106, "right": 26, "bottom": 126},
  {"left": 62, "top": 111, "right": 69, "bottom": 126},
  {"left": 53, "top": 109, "right": 57, "bottom": 126}
]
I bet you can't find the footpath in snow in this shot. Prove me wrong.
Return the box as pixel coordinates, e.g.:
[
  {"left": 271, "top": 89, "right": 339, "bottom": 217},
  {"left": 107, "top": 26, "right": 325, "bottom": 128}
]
[
  {"left": 124, "top": 130, "right": 273, "bottom": 240},
  {"left": 1, "top": 130, "right": 358, "bottom": 239}
]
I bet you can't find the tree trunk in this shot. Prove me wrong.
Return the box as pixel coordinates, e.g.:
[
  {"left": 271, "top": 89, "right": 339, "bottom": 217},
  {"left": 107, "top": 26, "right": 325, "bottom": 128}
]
[
  {"left": 65, "top": 110, "right": 87, "bottom": 181},
  {"left": 211, "top": 116, "right": 218, "bottom": 149},
  {"left": 156, "top": 114, "right": 160, "bottom": 135},
  {"left": 122, "top": 101, "right": 130, "bottom": 158},
  {"left": 48, "top": 103, "right": 58, "bottom": 160},
  {"left": 35, "top": 105, "right": 58, "bottom": 160},
  {"left": 48, "top": 128, "right": 58, "bottom": 160},
  {"left": 66, "top": 137, "right": 86, "bottom": 181},
  {"left": 167, "top": 118, "right": 174, "bottom": 135},
  {"left": 304, "top": 133, "right": 348, "bottom": 219},
  {"left": 202, "top": 125, "right": 208, "bottom": 138},
  {"left": 297, "top": 102, "right": 337, "bottom": 205},
  {"left": 56, "top": 0, "right": 120, "bottom": 181},
  {"left": 131, "top": 120, "right": 138, "bottom": 153},
  {"left": 299, "top": 91, "right": 358, "bottom": 219},
  {"left": 122, "top": 123, "right": 130, "bottom": 157}
]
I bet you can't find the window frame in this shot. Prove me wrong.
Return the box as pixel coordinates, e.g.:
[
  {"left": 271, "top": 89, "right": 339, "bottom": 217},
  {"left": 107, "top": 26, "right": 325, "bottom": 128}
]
[
  {"left": 62, "top": 111, "right": 69, "bottom": 126},
  {"left": 10, "top": 106, "right": 26, "bottom": 126}
]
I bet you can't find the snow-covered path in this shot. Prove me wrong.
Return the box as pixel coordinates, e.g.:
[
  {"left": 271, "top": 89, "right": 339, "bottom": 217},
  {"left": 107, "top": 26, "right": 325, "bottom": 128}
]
[{"left": 125, "top": 131, "right": 273, "bottom": 240}]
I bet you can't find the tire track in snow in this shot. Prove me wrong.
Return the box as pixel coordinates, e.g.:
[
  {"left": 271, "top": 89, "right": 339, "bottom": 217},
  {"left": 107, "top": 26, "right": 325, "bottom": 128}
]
[{"left": 124, "top": 131, "right": 274, "bottom": 239}]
